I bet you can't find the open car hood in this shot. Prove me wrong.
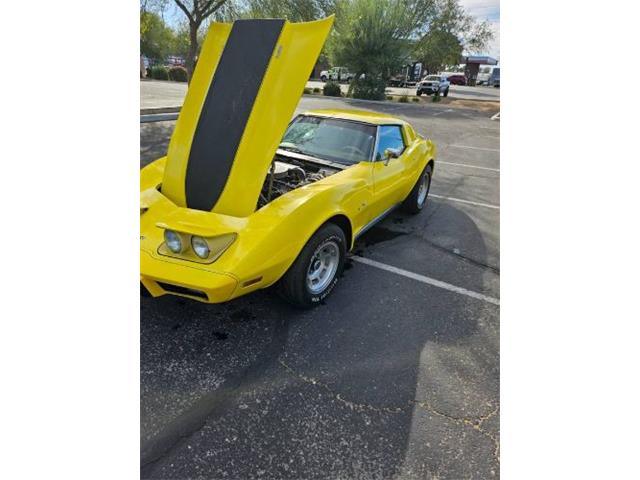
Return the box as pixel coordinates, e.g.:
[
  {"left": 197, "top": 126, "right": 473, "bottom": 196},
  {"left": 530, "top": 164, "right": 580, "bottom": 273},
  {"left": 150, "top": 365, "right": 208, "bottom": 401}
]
[{"left": 161, "top": 16, "right": 334, "bottom": 217}]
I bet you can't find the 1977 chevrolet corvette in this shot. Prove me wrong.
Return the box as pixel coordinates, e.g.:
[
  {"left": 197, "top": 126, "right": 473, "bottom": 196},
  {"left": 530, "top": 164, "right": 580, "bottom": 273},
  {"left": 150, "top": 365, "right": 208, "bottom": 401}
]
[{"left": 140, "top": 16, "right": 436, "bottom": 307}]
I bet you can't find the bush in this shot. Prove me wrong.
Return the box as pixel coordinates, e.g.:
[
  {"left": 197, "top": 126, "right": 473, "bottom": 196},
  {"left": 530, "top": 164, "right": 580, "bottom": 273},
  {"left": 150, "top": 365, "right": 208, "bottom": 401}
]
[
  {"left": 398, "top": 95, "right": 409, "bottom": 103},
  {"left": 323, "top": 81, "right": 342, "bottom": 97},
  {"left": 303, "top": 87, "right": 312, "bottom": 94},
  {"left": 386, "top": 95, "right": 393, "bottom": 101},
  {"left": 431, "top": 92, "right": 441, "bottom": 103},
  {"left": 412, "top": 97, "right": 420, "bottom": 102},
  {"left": 313, "top": 87, "right": 321, "bottom": 93},
  {"left": 150, "top": 65, "right": 168, "bottom": 80},
  {"left": 168, "top": 66, "right": 188, "bottom": 82},
  {"left": 351, "top": 76, "right": 386, "bottom": 101}
]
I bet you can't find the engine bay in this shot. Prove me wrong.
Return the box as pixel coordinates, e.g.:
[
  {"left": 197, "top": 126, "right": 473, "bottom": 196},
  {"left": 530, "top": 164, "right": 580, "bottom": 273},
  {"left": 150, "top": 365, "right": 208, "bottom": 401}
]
[{"left": 257, "top": 153, "right": 341, "bottom": 209}]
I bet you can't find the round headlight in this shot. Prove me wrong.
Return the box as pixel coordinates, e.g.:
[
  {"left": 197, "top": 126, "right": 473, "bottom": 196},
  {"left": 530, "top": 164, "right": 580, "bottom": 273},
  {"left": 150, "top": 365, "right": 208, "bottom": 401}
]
[
  {"left": 191, "top": 236, "right": 210, "bottom": 259},
  {"left": 164, "top": 230, "right": 183, "bottom": 253}
]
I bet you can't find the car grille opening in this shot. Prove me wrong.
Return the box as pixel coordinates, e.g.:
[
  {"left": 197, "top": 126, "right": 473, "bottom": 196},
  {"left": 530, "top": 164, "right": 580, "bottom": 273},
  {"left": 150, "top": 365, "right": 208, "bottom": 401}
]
[{"left": 157, "top": 282, "right": 208, "bottom": 300}]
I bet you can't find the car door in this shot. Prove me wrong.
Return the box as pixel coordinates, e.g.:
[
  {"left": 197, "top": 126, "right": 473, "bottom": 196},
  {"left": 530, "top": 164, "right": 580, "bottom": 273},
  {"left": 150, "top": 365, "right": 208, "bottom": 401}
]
[{"left": 370, "top": 125, "right": 410, "bottom": 216}]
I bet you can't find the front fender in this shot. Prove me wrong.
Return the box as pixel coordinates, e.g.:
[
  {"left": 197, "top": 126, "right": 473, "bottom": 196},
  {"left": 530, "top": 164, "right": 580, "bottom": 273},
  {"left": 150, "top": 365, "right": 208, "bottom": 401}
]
[{"left": 226, "top": 176, "right": 366, "bottom": 289}]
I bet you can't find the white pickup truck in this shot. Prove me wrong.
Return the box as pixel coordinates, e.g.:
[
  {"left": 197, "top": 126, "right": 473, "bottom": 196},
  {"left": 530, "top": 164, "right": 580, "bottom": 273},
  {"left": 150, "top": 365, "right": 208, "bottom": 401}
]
[
  {"left": 319, "top": 67, "right": 355, "bottom": 83},
  {"left": 416, "top": 74, "right": 450, "bottom": 97}
]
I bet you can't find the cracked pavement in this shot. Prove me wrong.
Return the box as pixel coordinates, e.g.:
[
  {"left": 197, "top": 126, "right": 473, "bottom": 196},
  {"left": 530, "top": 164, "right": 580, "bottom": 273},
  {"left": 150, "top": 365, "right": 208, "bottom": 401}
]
[{"left": 140, "top": 97, "right": 499, "bottom": 479}]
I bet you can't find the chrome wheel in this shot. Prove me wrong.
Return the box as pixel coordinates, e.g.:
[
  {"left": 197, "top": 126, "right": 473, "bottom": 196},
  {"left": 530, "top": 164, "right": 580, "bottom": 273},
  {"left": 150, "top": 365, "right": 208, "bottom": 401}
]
[
  {"left": 306, "top": 240, "right": 340, "bottom": 294},
  {"left": 417, "top": 170, "right": 431, "bottom": 207}
]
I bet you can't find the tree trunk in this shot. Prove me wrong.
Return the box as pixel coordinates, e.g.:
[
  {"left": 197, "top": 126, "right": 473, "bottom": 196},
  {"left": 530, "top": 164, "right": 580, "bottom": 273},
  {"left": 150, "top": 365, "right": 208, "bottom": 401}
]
[{"left": 186, "top": 21, "right": 199, "bottom": 83}]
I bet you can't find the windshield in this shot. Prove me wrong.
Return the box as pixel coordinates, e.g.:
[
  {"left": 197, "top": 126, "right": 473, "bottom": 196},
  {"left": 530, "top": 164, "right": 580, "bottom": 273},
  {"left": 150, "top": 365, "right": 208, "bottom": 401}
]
[
  {"left": 424, "top": 75, "right": 440, "bottom": 81},
  {"left": 280, "top": 115, "right": 376, "bottom": 165}
]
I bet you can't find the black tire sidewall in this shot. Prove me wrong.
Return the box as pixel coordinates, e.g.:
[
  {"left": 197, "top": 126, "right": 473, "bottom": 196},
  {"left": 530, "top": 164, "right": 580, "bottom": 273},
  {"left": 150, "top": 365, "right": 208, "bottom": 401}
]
[
  {"left": 306, "top": 232, "right": 346, "bottom": 304},
  {"left": 419, "top": 166, "right": 433, "bottom": 209},
  {"left": 403, "top": 164, "right": 432, "bottom": 214},
  {"left": 279, "top": 224, "right": 347, "bottom": 308}
]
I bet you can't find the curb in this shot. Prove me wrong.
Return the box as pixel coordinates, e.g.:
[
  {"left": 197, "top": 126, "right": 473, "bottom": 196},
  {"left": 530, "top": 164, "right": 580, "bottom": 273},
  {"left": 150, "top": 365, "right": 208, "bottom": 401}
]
[
  {"left": 140, "top": 112, "right": 179, "bottom": 123},
  {"left": 140, "top": 106, "right": 182, "bottom": 115}
]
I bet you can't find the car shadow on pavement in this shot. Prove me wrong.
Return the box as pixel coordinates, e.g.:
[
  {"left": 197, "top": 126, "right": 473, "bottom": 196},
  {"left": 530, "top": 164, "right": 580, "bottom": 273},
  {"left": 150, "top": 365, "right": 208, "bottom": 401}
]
[
  {"left": 140, "top": 202, "right": 499, "bottom": 479},
  {"left": 140, "top": 122, "right": 174, "bottom": 168}
]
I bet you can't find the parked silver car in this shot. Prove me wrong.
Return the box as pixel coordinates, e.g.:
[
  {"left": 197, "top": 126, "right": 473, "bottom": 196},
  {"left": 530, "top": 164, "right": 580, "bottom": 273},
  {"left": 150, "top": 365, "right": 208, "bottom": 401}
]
[{"left": 416, "top": 75, "right": 450, "bottom": 96}]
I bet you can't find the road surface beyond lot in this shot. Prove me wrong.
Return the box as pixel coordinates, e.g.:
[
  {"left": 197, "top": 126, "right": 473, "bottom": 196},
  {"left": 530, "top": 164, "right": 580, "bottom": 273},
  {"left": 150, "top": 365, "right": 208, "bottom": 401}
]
[
  {"left": 140, "top": 96, "right": 500, "bottom": 479},
  {"left": 140, "top": 79, "right": 500, "bottom": 111}
]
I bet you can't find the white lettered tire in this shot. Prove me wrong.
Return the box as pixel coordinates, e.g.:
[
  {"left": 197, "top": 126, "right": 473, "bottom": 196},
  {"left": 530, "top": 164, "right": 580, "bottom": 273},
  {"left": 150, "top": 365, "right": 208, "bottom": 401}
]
[{"left": 278, "top": 223, "right": 346, "bottom": 308}]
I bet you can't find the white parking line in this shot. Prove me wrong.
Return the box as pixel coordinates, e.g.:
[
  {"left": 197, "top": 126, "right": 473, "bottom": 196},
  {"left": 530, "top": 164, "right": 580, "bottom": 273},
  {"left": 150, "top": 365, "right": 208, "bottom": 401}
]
[
  {"left": 431, "top": 194, "right": 500, "bottom": 210},
  {"left": 449, "top": 144, "right": 499, "bottom": 152},
  {"left": 432, "top": 109, "right": 453, "bottom": 116},
  {"left": 352, "top": 256, "right": 499, "bottom": 306},
  {"left": 438, "top": 161, "right": 500, "bottom": 172}
]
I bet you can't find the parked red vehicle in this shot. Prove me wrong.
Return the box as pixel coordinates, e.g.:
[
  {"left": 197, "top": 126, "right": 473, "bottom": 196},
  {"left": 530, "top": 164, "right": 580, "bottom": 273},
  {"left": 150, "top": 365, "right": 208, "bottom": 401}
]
[{"left": 447, "top": 74, "right": 467, "bottom": 86}]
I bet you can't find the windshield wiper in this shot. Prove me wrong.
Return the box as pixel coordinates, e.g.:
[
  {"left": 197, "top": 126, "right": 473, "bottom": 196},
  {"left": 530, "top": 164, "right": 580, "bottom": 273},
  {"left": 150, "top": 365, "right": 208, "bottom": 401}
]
[{"left": 278, "top": 142, "right": 305, "bottom": 154}]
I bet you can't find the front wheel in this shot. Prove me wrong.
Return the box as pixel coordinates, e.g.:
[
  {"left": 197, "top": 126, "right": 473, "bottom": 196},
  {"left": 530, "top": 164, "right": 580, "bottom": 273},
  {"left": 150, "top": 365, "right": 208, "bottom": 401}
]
[
  {"left": 278, "top": 223, "right": 346, "bottom": 308},
  {"left": 402, "top": 164, "right": 433, "bottom": 214},
  {"left": 416, "top": 89, "right": 423, "bottom": 96},
  {"left": 443, "top": 87, "right": 449, "bottom": 97}
]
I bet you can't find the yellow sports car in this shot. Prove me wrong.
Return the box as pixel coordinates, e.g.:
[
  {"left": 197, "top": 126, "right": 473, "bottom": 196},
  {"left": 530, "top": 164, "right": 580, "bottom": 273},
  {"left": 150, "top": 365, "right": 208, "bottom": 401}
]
[{"left": 140, "top": 17, "right": 436, "bottom": 307}]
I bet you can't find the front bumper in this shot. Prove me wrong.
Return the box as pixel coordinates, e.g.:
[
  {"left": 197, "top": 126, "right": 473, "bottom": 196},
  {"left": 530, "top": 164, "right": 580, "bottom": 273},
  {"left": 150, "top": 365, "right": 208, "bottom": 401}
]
[{"left": 140, "top": 250, "right": 238, "bottom": 303}]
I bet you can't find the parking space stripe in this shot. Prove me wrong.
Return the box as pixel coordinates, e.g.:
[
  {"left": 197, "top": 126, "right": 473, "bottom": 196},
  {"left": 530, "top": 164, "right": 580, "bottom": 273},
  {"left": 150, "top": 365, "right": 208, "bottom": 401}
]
[
  {"left": 438, "top": 161, "right": 500, "bottom": 172},
  {"left": 448, "top": 144, "right": 499, "bottom": 152},
  {"left": 431, "top": 194, "right": 500, "bottom": 210},
  {"left": 351, "top": 256, "right": 500, "bottom": 305}
]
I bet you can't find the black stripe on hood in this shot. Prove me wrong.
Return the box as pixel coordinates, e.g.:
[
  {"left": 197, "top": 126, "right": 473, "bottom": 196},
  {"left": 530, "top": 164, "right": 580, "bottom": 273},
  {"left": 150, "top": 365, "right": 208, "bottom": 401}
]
[{"left": 185, "top": 19, "right": 285, "bottom": 211}]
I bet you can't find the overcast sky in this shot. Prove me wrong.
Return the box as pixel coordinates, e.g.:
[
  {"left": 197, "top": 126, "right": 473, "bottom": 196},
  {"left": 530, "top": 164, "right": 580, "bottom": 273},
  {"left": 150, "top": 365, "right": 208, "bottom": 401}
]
[{"left": 459, "top": 0, "right": 500, "bottom": 60}]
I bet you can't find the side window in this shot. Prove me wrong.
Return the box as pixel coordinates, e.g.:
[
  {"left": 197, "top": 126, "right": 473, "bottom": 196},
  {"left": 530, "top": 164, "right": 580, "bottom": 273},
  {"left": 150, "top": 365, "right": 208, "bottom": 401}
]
[{"left": 375, "top": 125, "right": 406, "bottom": 161}]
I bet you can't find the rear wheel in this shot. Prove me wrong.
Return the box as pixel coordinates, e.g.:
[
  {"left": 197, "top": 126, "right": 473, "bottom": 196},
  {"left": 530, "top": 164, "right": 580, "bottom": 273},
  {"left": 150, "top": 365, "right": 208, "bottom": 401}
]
[
  {"left": 416, "top": 89, "right": 423, "bottom": 96},
  {"left": 278, "top": 223, "right": 346, "bottom": 308},
  {"left": 402, "top": 164, "right": 432, "bottom": 214},
  {"left": 320, "top": 75, "right": 327, "bottom": 82}
]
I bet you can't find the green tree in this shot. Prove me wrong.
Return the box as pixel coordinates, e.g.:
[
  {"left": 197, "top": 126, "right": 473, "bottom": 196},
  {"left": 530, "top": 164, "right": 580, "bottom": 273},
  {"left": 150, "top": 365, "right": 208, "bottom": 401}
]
[
  {"left": 415, "top": 29, "right": 461, "bottom": 74},
  {"left": 244, "top": 0, "right": 335, "bottom": 21},
  {"left": 140, "top": 10, "right": 177, "bottom": 62},
  {"left": 172, "top": 22, "right": 207, "bottom": 59},
  {"left": 413, "top": 0, "right": 493, "bottom": 73},
  {"left": 327, "top": 0, "right": 416, "bottom": 99},
  {"left": 172, "top": 0, "right": 232, "bottom": 81}
]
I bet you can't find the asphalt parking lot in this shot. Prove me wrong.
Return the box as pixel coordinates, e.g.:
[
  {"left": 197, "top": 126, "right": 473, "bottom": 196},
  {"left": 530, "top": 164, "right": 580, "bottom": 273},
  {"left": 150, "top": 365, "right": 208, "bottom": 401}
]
[{"left": 140, "top": 96, "right": 500, "bottom": 479}]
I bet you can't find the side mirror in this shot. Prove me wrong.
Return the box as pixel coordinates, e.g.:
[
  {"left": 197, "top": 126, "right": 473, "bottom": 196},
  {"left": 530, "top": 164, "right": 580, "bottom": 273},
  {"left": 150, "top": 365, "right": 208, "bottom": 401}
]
[{"left": 383, "top": 148, "right": 400, "bottom": 165}]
